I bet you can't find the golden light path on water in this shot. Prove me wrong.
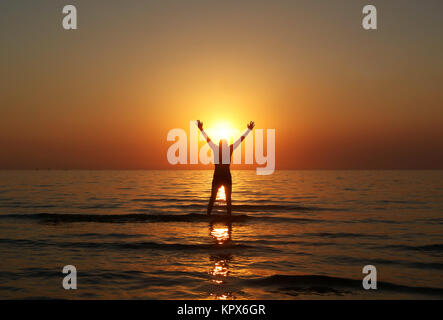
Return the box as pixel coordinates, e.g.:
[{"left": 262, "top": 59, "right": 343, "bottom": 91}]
[
  {"left": 209, "top": 222, "right": 234, "bottom": 300},
  {"left": 207, "top": 130, "right": 231, "bottom": 299}
]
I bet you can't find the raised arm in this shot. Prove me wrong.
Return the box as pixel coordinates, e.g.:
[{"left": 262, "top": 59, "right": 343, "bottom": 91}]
[
  {"left": 232, "top": 121, "right": 255, "bottom": 151},
  {"left": 196, "top": 120, "right": 217, "bottom": 150}
]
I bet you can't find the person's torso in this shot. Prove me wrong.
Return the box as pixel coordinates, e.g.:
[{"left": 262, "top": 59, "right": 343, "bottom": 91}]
[{"left": 212, "top": 145, "right": 233, "bottom": 164}]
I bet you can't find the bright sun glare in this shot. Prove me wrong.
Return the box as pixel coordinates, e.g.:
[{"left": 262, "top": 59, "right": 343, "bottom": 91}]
[{"left": 206, "top": 122, "right": 237, "bottom": 143}]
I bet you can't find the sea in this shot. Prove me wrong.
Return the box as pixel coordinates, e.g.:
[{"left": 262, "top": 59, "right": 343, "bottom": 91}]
[{"left": 0, "top": 170, "right": 442, "bottom": 299}]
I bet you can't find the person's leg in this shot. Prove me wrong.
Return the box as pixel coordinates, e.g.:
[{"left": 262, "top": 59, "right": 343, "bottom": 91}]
[
  {"left": 225, "top": 183, "right": 232, "bottom": 215},
  {"left": 207, "top": 181, "right": 218, "bottom": 215}
]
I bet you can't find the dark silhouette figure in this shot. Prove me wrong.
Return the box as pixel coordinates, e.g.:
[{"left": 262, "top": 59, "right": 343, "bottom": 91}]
[{"left": 197, "top": 120, "right": 254, "bottom": 215}]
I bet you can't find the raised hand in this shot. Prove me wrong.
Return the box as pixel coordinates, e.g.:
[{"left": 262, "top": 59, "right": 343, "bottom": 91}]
[
  {"left": 247, "top": 121, "right": 255, "bottom": 130},
  {"left": 196, "top": 120, "right": 203, "bottom": 131}
]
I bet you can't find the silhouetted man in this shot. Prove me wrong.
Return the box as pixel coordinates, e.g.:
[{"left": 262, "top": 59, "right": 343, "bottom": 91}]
[{"left": 196, "top": 120, "right": 255, "bottom": 215}]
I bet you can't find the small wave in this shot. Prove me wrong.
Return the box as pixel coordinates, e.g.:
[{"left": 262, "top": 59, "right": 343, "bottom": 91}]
[
  {"left": 0, "top": 213, "right": 317, "bottom": 224},
  {"left": 417, "top": 218, "right": 443, "bottom": 224},
  {"left": 305, "top": 232, "right": 385, "bottom": 239},
  {"left": 0, "top": 213, "right": 248, "bottom": 223},
  {"left": 65, "top": 241, "right": 252, "bottom": 251},
  {"left": 243, "top": 274, "right": 443, "bottom": 297},
  {"left": 131, "top": 198, "right": 185, "bottom": 202},
  {"left": 376, "top": 244, "right": 443, "bottom": 254},
  {"left": 351, "top": 218, "right": 405, "bottom": 224},
  {"left": 0, "top": 201, "right": 343, "bottom": 213},
  {"left": 377, "top": 200, "right": 427, "bottom": 205},
  {"left": 77, "top": 203, "right": 123, "bottom": 209},
  {"left": 56, "top": 233, "right": 145, "bottom": 240},
  {"left": 328, "top": 255, "right": 443, "bottom": 271},
  {"left": 241, "top": 239, "right": 333, "bottom": 247},
  {"left": 0, "top": 267, "right": 184, "bottom": 284},
  {"left": 0, "top": 237, "right": 260, "bottom": 252},
  {"left": 0, "top": 203, "right": 57, "bottom": 209},
  {"left": 171, "top": 203, "right": 342, "bottom": 212}
]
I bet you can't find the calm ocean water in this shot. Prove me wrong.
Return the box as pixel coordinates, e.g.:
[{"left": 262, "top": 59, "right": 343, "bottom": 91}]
[{"left": 0, "top": 170, "right": 442, "bottom": 299}]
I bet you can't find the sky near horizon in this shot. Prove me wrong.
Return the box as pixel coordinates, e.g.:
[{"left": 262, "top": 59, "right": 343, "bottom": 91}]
[{"left": 0, "top": 0, "right": 442, "bottom": 169}]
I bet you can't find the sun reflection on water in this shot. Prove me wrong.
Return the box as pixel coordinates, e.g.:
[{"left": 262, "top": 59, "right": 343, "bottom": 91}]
[
  {"left": 210, "top": 225, "right": 230, "bottom": 244},
  {"left": 209, "top": 258, "right": 230, "bottom": 286},
  {"left": 208, "top": 222, "right": 235, "bottom": 299},
  {"left": 216, "top": 186, "right": 226, "bottom": 201},
  {"left": 209, "top": 293, "right": 235, "bottom": 300}
]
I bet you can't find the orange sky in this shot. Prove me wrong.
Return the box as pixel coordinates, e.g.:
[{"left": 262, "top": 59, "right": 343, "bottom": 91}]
[{"left": 0, "top": 0, "right": 442, "bottom": 169}]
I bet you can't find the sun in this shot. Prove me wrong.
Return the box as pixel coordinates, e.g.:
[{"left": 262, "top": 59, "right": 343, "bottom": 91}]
[
  {"left": 206, "top": 122, "right": 238, "bottom": 143},
  {"left": 216, "top": 127, "right": 231, "bottom": 141}
]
